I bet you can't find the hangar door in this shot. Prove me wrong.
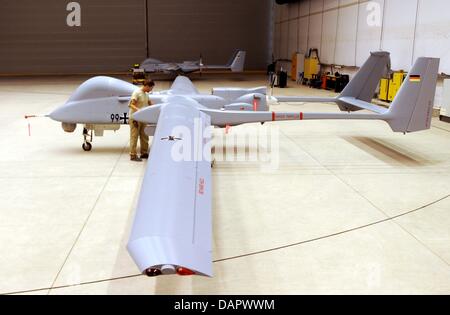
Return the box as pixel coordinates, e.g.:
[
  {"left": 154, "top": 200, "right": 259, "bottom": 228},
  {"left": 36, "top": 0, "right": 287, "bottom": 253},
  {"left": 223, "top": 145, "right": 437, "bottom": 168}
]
[
  {"left": 0, "top": 0, "right": 147, "bottom": 74},
  {"left": 147, "top": 0, "right": 272, "bottom": 71}
]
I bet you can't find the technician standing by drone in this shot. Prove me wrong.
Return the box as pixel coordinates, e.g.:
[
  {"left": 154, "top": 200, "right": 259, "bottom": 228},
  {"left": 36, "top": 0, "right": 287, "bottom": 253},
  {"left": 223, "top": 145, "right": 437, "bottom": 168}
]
[{"left": 129, "top": 79, "right": 155, "bottom": 162}]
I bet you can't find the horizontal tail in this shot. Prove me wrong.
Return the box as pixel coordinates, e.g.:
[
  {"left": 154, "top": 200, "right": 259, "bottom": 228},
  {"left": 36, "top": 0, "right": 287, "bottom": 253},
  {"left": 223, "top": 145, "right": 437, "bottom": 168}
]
[{"left": 337, "top": 51, "right": 391, "bottom": 111}]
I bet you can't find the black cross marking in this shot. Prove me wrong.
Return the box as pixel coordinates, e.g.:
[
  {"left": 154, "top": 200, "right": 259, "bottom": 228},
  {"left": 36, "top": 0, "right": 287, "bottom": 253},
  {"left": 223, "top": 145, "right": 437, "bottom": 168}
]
[
  {"left": 161, "top": 136, "right": 182, "bottom": 141},
  {"left": 120, "top": 113, "right": 129, "bottom": 124}
]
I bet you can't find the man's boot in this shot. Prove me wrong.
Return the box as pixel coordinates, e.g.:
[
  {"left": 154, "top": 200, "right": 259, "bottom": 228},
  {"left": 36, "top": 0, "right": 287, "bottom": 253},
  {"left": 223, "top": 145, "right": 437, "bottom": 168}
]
[{"left": 130, "top": 155, "right": 143, "bottom": 162}]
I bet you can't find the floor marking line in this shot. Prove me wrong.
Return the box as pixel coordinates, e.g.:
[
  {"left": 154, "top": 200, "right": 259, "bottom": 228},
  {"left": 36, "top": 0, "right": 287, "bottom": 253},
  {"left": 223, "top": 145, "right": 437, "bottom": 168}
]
[
  {"left": 3, "top": 274, "right": 143, "bottom": 295},
  {"left": 213, "top": 193, "right": 450, "bottom": 263},
  {"left": 46, "top": 145, "right": 127, "bottom": 294}
]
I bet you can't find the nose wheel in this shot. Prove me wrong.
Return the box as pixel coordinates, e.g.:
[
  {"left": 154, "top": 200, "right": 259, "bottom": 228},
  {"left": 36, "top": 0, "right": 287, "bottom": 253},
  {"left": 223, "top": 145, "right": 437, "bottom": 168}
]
[
  {"left": 82, "top": 142, "right": 92, "bottom": 152},
  {"left": 82, "top": 127, "right": 93, "bottom": 152}
]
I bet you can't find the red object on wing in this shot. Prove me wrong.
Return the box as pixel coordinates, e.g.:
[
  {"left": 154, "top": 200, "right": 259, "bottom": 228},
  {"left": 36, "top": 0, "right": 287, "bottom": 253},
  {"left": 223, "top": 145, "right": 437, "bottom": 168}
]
[{"left": 177, "top": 267, "right": 195, "bottom": 276}]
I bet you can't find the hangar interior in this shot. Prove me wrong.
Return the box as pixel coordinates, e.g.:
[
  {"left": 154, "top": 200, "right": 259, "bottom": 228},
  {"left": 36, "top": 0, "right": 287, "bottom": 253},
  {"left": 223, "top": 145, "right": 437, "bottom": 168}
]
[{"left": 0, "top": 0, "right": 449, "bottom": 295}]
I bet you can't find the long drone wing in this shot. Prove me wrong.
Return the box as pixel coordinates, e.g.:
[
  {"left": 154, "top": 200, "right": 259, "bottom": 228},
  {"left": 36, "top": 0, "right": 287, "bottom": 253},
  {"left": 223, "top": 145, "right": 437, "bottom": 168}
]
[{"left": 127, "top": 98, "right": 213, "bottom": 277}]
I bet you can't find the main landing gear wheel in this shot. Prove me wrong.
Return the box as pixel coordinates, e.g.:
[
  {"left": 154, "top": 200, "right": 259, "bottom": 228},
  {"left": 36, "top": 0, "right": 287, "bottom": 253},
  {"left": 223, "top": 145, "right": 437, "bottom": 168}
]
[{"left": 82, "top": 142, "right": 92, "bottom": 151}]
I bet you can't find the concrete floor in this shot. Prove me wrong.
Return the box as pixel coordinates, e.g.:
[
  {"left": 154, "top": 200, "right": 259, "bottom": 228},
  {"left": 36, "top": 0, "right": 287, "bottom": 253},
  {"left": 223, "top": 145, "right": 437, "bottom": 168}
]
[{"left": 0, "top": 74, "right": 449, "bottom": 295}]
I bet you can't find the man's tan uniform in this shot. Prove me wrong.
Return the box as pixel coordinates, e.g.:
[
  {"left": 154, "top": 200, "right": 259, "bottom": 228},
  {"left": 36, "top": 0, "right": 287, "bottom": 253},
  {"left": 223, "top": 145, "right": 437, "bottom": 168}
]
[{"left": 129, "top": 89, "right": 150, "bottom": 157}]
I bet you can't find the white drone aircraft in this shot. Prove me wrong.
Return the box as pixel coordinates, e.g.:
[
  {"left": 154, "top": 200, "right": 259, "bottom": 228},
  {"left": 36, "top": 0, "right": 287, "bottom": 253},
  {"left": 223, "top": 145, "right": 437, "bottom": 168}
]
[
  {"left": 46, "top": 52, "right": 439, "bottom": 277},
  {"left": 139, "top": 50, "right": 246, "bottom": 75}
]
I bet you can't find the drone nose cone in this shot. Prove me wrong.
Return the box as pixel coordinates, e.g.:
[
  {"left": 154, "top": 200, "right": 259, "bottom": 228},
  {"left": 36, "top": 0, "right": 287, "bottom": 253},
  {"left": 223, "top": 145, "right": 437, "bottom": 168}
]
[{"left": 49, "top": 105, "right": 70, "bottom": 123}]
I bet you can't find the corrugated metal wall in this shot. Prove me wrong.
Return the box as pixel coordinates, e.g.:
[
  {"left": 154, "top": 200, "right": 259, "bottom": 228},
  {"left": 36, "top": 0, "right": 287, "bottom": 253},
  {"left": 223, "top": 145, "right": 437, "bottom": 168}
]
[
  {"left": 274, "top": 0, "right": 450, "bottom": 73},
  {"left": 0, "top": 0, "right": 272, "bottom": 74}
]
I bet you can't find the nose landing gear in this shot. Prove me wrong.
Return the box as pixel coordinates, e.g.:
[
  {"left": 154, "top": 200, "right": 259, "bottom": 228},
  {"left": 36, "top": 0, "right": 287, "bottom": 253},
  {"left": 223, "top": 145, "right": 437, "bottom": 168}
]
[
  {"left": 82, "top": 127, "right": 93, "bottom": 151},
  {"left": 79, "top": 124, "right": 122, "bottom": 151}
]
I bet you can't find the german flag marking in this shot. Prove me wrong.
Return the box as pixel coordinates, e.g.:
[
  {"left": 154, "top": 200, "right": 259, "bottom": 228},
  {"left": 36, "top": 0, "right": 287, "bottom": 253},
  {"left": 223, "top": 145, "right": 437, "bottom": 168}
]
[{"left": 409, "top": 75, "right": 421, "bottom": 83}]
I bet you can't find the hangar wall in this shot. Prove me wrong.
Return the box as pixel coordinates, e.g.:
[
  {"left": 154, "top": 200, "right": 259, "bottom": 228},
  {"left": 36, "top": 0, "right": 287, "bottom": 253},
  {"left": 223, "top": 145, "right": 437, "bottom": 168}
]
[
  {"left": 0, "top": 0, "right": 272, "bottom": 75},
  {"left": 274, "top": 0, "right": 450, "bottom": 74}
]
